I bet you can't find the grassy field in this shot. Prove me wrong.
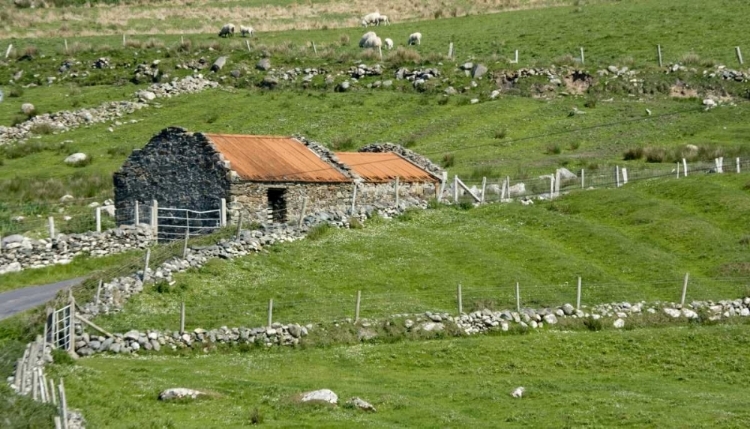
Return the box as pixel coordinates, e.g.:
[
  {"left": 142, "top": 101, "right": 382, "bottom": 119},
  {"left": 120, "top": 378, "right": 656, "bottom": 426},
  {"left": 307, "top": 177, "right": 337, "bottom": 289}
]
[
  {"left": 45, "top": 323, "right": 750, "bottom": 428},
  {"left": 93, "top": 174, "right": 750, "bottom": 332}
]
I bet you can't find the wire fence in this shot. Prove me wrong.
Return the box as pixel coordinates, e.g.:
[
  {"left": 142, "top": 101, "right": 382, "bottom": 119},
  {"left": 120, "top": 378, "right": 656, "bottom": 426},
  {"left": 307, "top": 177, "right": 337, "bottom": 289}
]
[{"left": 95, "top": 275, "right": 750, "bottom": 333}]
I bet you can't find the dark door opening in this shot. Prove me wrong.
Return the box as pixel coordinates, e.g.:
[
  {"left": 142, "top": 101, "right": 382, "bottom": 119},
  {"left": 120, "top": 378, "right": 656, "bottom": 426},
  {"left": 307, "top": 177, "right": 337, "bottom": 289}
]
[{"left": 267, "top": 188, "right": 287, "bottom": 223}]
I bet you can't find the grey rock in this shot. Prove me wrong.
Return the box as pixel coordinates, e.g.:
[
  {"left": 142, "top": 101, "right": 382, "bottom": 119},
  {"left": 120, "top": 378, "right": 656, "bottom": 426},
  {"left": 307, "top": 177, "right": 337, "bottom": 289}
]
[
  {"left": 471, "top": 64, "right": 488, "bottom": 79},
  {"left": 256, "top": 58, "right": 272, "bottom": 71},
  {"left": 159, "top": 388, "right": 205, "bottom": 401},
  {"left": 301, "top": 389, "right": 338, "bottom": 404},
  {"left": 347, "top": 397, "right": 376, "bottom": 412}
]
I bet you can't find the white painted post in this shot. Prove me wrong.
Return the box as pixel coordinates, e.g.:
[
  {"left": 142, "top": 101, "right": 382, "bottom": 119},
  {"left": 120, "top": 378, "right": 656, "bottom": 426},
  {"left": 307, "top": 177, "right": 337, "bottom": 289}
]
[
  {"left": 5, "top": 44, "right": 12, "bottom": 59},
  {"left": 64, "top": 39, "right": 68, "bottom": 53},
  {"left": 505, "top": 176, "right": 510, "bottom": 198},
  {"left": 395, "top": 176, "right": 400, "bottom": 207},
  {"left": 512, "top": 49, "right": 519, "bottom": 64},
  {"left": 576, "top": 277, "right": 582, "bottom": 311},
  {"left": 122, "top": 33, "right": 126, "bottom": 46},
  {"left": 151, "top": 200, "right": 158, "bottom": 243},
  {"left": 682, "top": 158, "right": 688, "bottom": 177},
  {"left": 657, "top": 44, "right": 663, "bottom": 67},
  {"left": 676, "top": 162, "right": 681, "bottom": 178},
  {"left": 680, "top": 273, "right": 689, "bottom": 307},
  {"left": 515, "top": 282, "right": 521, "bottom": 313},
  {"left": 500, "top": 178, "right": 507, "bottom": 200},
  {"left": 49, "top": 378, "right": 56, "bottom": 406},
  {"left": 351, "top": 183, "right": 358, "bottom": 212},
  {"left": 457, "top": 284, "right": 463, "bottom": 314},
  {"left": 448, "top": 42, "right": 453, "bottom": 58},
  {"left": 438, "top": 171, "right": 448, "bottom": 202},
  {"left": 48, "top": 217, "right": 55, "bottom": 239},
  {"left": 180, "top": 302, "right": 185, "bottom": 334},
  {"left": 718, "top": 157, "right": 724, "bottom": 173},
  {"left": 298, "top": 197, "right": 308, "bottom": 228},
  {"left": 312, "top": 41, "right": 317, "bottom": 54},
  {"left": 220, "top": 198, "right": 227, "bottom": 227},
  {"left": 267, "top": 299, "right": 273, "bottom": 326},
  {"left": 615, "top": 166, "right": 621, "bottom": 187},
  {"left": 355, "top": 290, "right": 361, "bottom": 322},
  {"left": 580, "top": 47, "right": 585, "bottom": 65},
  {"left": 54, "top": 417, "right": 62, "bottom": 429},
  {"left": 95, "top": 279, "right": 102, "bottom": 305},
  {"left": 59, "top": 379, "right": 68, "bottom": 429},
  {"left": 95, "top": 207, "right": 102, "bottom": 233},
  {"left": 134, "top": 201, "right": 139, "bottom": 225},
  {"left": 549, "top": 175, "right": 555, "bottom": 198},
  {"left": 182, "top": 228, "right": 189, "bottom": 258},
  {"left": 621, "top": 167, "right": 628, "bottom": 184},
  {"left": 453, "top": 175, "right": 459, "bottom": 203},
  {"left": 554, "top": 170, "right": 561, "bottom": 197},
  {"left": 581, "top": 169, "right": 585, "bottom": 189},
  {"left": 246, "top": 40, "right": 251, "bottom": 53},
  {"left": 143, "top": 248, "right": 151, "bottom": 281},
  {"left": 736, "top": 46, "right": 744, "bottom": 65},
  {"left": 737, "top": 157, "right": 741, "bottom": 173},
  {"left": 480, "top": 177, "right": 487, "bottom": 203}
]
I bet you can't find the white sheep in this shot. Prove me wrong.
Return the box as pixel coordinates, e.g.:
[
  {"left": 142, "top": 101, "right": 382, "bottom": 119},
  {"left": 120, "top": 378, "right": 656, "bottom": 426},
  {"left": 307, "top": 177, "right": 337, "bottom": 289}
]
[
  {"left": 384, "top": 38, "right": 393, "bottom": 50},
  {"left": 219, "top": 23, "right": 235, "bottom": 38},
  {"left": 377, "top": 15, "right": 390, "bottom": 25},
  {"left": 240, "top": 25, "right": 254, "bottom": 37},
  {"left": 359, "top": 31, "right": 379, "bottom": 48},
  {"left": 361, "top": 12, "right": 381, "bottom": 27},
  {"left": 407, "top": 32, "right": 421, "bottom": 46}
]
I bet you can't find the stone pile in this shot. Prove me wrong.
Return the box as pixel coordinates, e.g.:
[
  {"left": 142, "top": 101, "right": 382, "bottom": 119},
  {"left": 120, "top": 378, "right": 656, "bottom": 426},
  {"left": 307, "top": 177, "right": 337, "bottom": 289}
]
[
  {"left": 705, "top": 66, "right": 749, "bottom": 82},
  {"left": 0, "top": 225, "right": 154, "bottom": 275},
  {"left": 349, "top": 64, "right": 382, "bottom": 79},
  {"left": 0, "top": 75, "right": 219, "bottom": 145},
  {"left": 132, "top": 61, "right": 161, "bottom": 83},
  {"left": 264, "top": 67, "right": 328, "bottom": 84},
  {"left": 395, "top": 67, "right": 440, "bottom": 81},
  {"left": 175, "top": 58, "right": 209, "bottom": 71}
]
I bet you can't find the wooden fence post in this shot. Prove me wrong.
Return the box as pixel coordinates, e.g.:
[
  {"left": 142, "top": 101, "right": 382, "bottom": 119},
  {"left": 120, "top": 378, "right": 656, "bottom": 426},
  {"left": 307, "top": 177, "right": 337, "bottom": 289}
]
[
  {"left": 580, "top": 47, "right": 585, "bottom": 65},
  {"left": 180, "top": 302, "right": 185, "bottom": 334},
  {"left": 576, "top": 277, "right": 582, "bottom": 310},
  {"left": 143, "top": 248, "right": 151, "bottom": 281},
  {"left": 515, "top": 282, "right": 521, "bottom": 313},
  {"left": 736, "top": 46, "right": 744, "bottom": 65},
  {"left": 680, "top": 273, "right": 689, "bottom": 307},
  {"left": 457, "top": 284, "right": 463, "bottom": 315},
  {"left": 682, "top": 158, "right": 688, "bottom": 177},
  {"left": 298, "top": 197, "right": 308, "bottom": 228},
  {"left": 657, "top": 44, "right": 663, "bottom": 67},
  {"left": 395, "top": 176, "right": 400, "bottom": 207},
  {"left": 48, "top": 217, "right": 55, "bottom": 240},
  {"left": 235, "top": 211, "right": 243, "bottom": 240},
  {"left": 5, "top": 44, "right": 12, "bottom": 59},
  {"left": 134, "top": 201, "right": 139, "bottom": 225},
  {"left": 581, "top": 169, "right": 585, "bottom": 189},
  {"left": 220, "top": 198, "right": 227, "bottom": 227},
  {"left": 355, "top": 290, "right": 361, "bottom": 322},
  {"left": 95, "top": 280, "right": 102, "bottom": 305},
  {"left": 95, "top": 207, "right": 102, "bottom": 233},
  {"left": 453, "top": 175, "right": 459, "bottom": 203},
  {"left": 480, "top": 177, "right": 487, "bottom": 203},
  {"left": 351, "top": 183, "right": 358, "bottom": 212},
  {"left": 267, "top": 299, "right": 273, "bottom": 326},
  {"left": 182, "top": 228, "right": 189, "bottom": 258}
]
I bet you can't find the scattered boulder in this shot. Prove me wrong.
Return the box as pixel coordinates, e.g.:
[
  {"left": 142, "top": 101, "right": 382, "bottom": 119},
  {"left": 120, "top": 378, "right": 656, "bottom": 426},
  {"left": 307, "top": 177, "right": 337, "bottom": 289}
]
[
  {"left": 211, "top": 56, "right": 227, "bottom": 72},
  {"left": 64, "top": 153, "right": 88, "bottom": 165},
  {"left": 158, "top": 388, "right": 205, "bottom": 401},
  {"left": 347, "top": 397, "right": 376, "bottom": 412},
  {"left": 613, "top": 318, "right": 625, "bottom": 329},
  {"left": 301, "top": 389, "right": 338, "bottom": 405},
  {"left": 471, "top": 64, "right": 488, "bottom": 79},
  {"left": 256, "top": 58, "right": 272, "bottom": 71}
]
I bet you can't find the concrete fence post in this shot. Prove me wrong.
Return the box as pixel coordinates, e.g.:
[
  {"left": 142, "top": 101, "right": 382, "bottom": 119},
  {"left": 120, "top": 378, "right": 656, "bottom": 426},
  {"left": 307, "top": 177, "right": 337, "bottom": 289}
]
[
  {"left": 682, "top": 158, "right": 688, "bottom": 177},
  {"left": 737, "top": 157, "right": 741, "bottom": 173},
  {"left": 312, "top": 41, "right": 317, "bottom": 54},
  {"left": 457, "top": 284, "right": 463, "bottom": 315},
  {"left": 576, "top": 277, "right": 582, "bottom": 310},
  {"left": 581, "top": 169, "right": 585, "bottom": 189},
  {"left": 67, "top": 293, "right": 75, "bottom": 353},
  {"left": 621, "top": 167, "right": 628, "bottom": 185},
  {"left": 267, "top": 299, "right": 273, "bottom": 327},
  {"left": 4, "top": 44, "right": 12, "bottom": 59},
  {"left": 480, "top": 177, "right": 487, "bottom": 203},
  {"left": 515, "top": 282, "right": 521, "bottom": 313},
  {"left": 48, "top": 217, "right": 55, "bottom": 240},
  {"left": 151, "top": 200, "right": 158, "bottom": 242},
  {"left": 657, "top": 44, "right": 663, "bottom": 67},
  {"left": 180, "top": 302, "right": 185, "bottom": 334},
  {"left": 143, "top": 248, "right": 151, "bottom": 281},
  {"left": 615, "top": 166, "right": 621, "bottom": 187},
  {"left": 448, "top": 42, "right": 454, "bottom": 58},
  {"left": 355, "top": 290, "right": 361, "bottom": 322},
  {"left": 438, "top": 171, "right": 448, "bottom": 202},
  {"left": 554, "top": 170, "right": 561, "bottom": 197},
  {"left": 580, "top": 47, "right": 585, "bottom": 64},
  {"left": 453, "top": 175, "right": 459, "bottom": 203},
  {"left": 736, "top": 46, "right": 744, "bottom": 65},
  {"left": 220, "top": 198, "right": 227, "bottom": 227},
  {"left": 134, "top": 201, "right": 139, "bottom": 225},
  {"left": 676, "top": 162, "right": 680, "bottom": 178},
  {"left": 95, "top": 207, "right": 102, "bottom": 233},
  {"left": 680, "top": 273, "right": 689, "bottom": 307}
]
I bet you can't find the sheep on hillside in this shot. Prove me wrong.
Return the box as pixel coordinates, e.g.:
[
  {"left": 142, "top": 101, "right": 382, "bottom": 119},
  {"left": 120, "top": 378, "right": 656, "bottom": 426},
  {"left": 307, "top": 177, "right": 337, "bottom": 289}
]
[
  {"left": 240, "top": 25, "right": 255, "bottom": 37},
  {"left": 377, "top": 15, "right": 390, "bottom": 25},
  {"left": 359, "top": 31, "right": 380, "bottom": 48},
  {"left": 219, "top": 23, "right": 235, "bottom": 38},
  {"left": 361, "top": 12, "right": 381, "bottom": 27},
  {"left": 407, "top": 32, "right": 421, "bottom": 46},
  {"left": 384, "top": 38, "right": 393, "bottom": 50}
]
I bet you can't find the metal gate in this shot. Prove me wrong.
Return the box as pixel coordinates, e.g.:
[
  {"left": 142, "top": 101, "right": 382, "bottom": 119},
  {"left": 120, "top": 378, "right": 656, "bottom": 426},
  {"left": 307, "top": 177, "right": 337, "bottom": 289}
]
[{"left": 48, "top": 305, "right": 72, "bottom": 351}]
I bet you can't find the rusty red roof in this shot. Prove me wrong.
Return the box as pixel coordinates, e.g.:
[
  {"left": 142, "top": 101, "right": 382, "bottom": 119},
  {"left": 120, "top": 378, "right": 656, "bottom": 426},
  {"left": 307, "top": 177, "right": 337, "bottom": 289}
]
[
  {"left": 204, "top": 134, "right": 350, "bottom": 182},
  {"left": 335, "top": 152, "right": 439, "bottom": 183}
]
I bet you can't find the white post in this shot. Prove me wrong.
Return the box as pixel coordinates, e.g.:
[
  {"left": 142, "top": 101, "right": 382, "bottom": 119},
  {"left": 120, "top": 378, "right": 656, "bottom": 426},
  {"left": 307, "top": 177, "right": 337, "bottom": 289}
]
[
  {"left": 448, "top": 42, "right": 453, "bottom": 58},
  {"left": 453, "top": 175, "right": 459, "bottom": 203},
  {"left": 143, "top": 248, "right": 151, "bottom": 281},
  {"left": 59, "top": 379, "right": 68, "bottom": 429},
  {"left": 736, "top": 46, "right": 744, "bottom": 65},
  {"left": 718, "top": 157, "right": 724, "bottom": 173},
  {"left": 438, "top": 171, "right": 448, "bottom": 202},
  {"left": 95, "top": 279, "right": 102, "bottom": 305},
  {"left": 246, "top": 40, "right": 251, "bottom": 53},
  {"left": 682, "top": 158, "right": 688, "bottom": 177},
  {"left": 580, "top": 47, "right": 585, "bottom": 65},
  {"left": 134, "top": 201, "right": 139, "bottom": 225},
  {"left": 220, "top": 198, "right": 227, "bottom": 227},
  {"left": 48, "top": 217, "right": 55, "bottom": 239},
  {"left": 64, "top": 39, "right": 68, "bottom": 53},
  {"left": 676, "top": 162, "right": 681, "bottom": 178},
  {"left": 122, "top": 33, "right": 126, "bottom": 46},
  {"left": 95, "top": 207, "right": 102, "bottom": 233},
  {"left": 615, "top": 166, "right": 621, "bottom": 187},
  {"left": 183, "top": 228, "right": 189, "bottom": 258},
  {"left": 500, "top": 178, "right": 507, "bottom": 200},
  {"left": 151, "top": 199, "right": 158, "bottom": 242},
  {"left": 657, "top": 44, "right": 663, "bottom": 67},
  {"left": 395, "top": 176, "right": 400, "bottom": 207},
  {"left": 621, "top": 167, "right": 628, "bottom": 184},
  {"left": 581, "top": 169, "right": 585, "bottom": 189},
  {"left": 549, "top": 175, "right": 555, "bottom": 198},
  {"left": 512, "top": 49, "right": 518, "bottom": 64},
  {"left": 49, "top": 378, "right": 57, "bottom": 405},
  {"left": 351, "top": 183, "right": 358, "bottom": 212},
  {"left": 505, "top": 176, "right": 510, "bottom": 198},
  {"left": 355, "top": 290, "right": 361, "bottom": 322},
  {"left": 180, "top": 302, "right": 185, "bottom": 334},
  {"left": 554, "top": 170, "right": 561, "bottom": 197},
  {"left": 312, "top": 41, "right": 317, "bottom": 54},
  {"left": 737, "top": 157, "right": 741, "bottom": 173},
  {"left": 680, "top": 273, "right": 689, "bottom": 307},
  {"left": 480, "top": 177, "right": 487, "bottom": 203},
  {"left": 267, "top": 299, "right": 273, "bottom": 326},
  {"left": 576, "top": 277, "right": 582, "bottom": 310},
  {"left": 515, "top": 282, "right": 521, "bottom": 313},
  {"left": 4, "top": 44, "right": 12, "bottom": 59},
  {"left": 457, "top": 284, "right": 463, "bottom": 314}
]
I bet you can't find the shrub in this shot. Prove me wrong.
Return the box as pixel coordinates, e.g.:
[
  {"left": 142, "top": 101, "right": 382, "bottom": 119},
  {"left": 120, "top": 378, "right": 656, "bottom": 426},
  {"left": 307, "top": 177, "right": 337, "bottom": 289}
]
[
  {"left": 583, "top": 98, "right": 597, "bottom": 108},
  {"left": 569, "top": 141, "right": 581, "bottom": 151},
  {"left": 307, "top": 223, "right": 331, "bottom": 240},
  {"left": 437, "top": 96, "right": 449, "bottom": 106},
  {"left": 545, "top": 143, "right": 561, "bottom": 155},
  {"left": 339, "top": 34, "right": 350, "bottom": 46},
  {"left": 441, "top": 153, "right": 455, "bottom": 168},
  {"left": 385, "top": 47, "right": 421, "bottom": 67},
  {"left": 457, "top": 201, "right": 474, "bottom": 210},
  {"left": 29, "top": 123, "right": 54, "bottom": 136},
  {"left": 623, "top": 147, "right": 644, "bottom": 161},
  {"left": 583, "top": 316, "right": 602, "bottom": 331},
  {"left": 250, "top": 407, "right": 264, "bottom": 425},
  {"left": 8, "top": 87, "right": 23, "bottom": 98},
  {"left": 644, "top": 147, "right": 665, "bottom": 163},
  {"left": 494, "top": 128, "right": 508, "bottom": 139}
]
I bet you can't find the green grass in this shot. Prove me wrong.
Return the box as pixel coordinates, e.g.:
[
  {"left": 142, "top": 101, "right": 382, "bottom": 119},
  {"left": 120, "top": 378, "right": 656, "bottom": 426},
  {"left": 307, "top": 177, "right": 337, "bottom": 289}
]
[
  {"left": 46, "top": 323, "right": 750, "bottom": 428},
  {"left": 93, "top": 174, "right": 750, "bottom": 332}
]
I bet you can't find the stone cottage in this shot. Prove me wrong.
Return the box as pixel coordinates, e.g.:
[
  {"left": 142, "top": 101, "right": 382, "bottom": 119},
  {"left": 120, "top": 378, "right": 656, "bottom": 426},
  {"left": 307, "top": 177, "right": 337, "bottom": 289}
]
[{"left": 113, "top": 127, "right": 442, "bottom": 226}]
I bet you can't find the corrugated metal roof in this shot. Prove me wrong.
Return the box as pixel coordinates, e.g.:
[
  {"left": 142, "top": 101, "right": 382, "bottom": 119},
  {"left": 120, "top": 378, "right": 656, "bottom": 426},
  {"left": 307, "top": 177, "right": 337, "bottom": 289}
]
[
  {"left": 205, "top": 134, "right": 350, "bottom": 183},
  {"left": 335, "top": 152, "right": 439, "bottom": 183}
]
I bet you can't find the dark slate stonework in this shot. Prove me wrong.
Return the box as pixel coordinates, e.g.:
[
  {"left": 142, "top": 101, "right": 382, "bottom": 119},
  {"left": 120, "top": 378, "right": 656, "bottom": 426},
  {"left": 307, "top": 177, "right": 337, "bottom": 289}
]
[{"left": 114, "top": 127, "right": 232, "bottom": 223}]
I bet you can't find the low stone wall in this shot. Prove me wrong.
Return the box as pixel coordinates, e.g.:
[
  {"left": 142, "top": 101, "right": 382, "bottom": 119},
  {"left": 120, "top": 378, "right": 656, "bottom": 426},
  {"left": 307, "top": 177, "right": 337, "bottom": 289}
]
[{"left": 0, "top": 224, "right": 153, "bottom": 275}]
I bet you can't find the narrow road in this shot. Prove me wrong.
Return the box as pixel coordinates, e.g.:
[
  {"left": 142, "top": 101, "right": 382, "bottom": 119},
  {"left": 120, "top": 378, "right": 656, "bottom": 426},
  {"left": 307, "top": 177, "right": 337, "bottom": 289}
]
[{"left": 0, "top": 277, "right": 86, "bottom": 320}]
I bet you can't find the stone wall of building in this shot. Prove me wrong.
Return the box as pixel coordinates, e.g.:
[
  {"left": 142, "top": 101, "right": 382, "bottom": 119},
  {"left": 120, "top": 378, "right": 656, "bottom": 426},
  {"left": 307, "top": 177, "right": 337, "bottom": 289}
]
[{"left": 113, "top": 127, "right": 232, "bottom": 223}]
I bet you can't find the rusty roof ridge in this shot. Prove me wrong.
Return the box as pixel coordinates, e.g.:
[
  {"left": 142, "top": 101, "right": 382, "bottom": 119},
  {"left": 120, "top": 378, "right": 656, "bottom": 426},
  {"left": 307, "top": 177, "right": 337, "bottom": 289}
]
[
  {"left": 292, "top": 134, "right": 363, "bottom": 182},
  {"left": 358, "top": 142, "right": 444, "bottom": 177}
]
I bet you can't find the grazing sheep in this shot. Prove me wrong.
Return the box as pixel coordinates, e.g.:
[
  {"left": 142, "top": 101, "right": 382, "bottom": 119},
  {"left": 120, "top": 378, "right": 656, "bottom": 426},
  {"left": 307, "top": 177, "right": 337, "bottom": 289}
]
[
  {"left": 384, "top": 38, "right": 393, "bottom": 50},
  {"left": 219, "top": 23, "right": 235, "bottom": 38},
  {"left": 377, "top": 15, "right": 390, "bottom": 25},
  {"left": 407, "top": 32, "right": 421, "bottom": 46},
  {"left": 240, "top": 25, "right": 254, "bottom": 37},
  {"left": 359, "top": 31, "right": 379, "bottom": 48},
  {"left": 361, "top": 12, "right": 381, "bottom": 27}
]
